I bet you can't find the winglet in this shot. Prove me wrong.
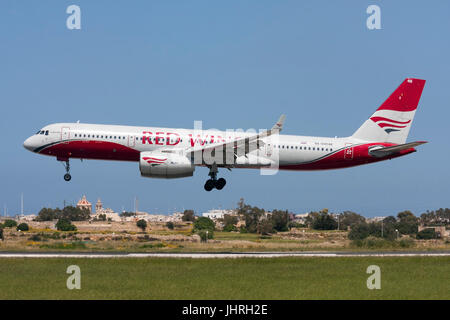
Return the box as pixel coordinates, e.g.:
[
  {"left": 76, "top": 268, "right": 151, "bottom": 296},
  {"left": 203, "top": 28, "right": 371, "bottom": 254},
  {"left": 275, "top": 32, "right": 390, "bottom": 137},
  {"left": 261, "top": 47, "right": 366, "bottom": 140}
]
[{"left": 272, "top": 114, "right": 286, "bottom": 133}]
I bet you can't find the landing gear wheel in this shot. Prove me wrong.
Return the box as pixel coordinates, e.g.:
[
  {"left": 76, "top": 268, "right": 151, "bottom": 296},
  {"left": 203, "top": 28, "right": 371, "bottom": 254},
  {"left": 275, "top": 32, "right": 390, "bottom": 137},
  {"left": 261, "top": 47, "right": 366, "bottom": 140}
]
[
  {"left": 60, "top": 159, "right": 72, "bottom": 182},
  {"left": 204, "top": 179, "right": 214, "bottom": 191},
  {"left": 215, "top": 178, "right": 226, "bottom": 190}
]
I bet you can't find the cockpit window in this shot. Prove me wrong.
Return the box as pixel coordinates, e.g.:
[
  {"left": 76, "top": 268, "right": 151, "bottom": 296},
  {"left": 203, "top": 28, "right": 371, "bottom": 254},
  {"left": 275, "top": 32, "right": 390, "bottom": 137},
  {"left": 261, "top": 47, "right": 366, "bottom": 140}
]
[
  {"left": 45, "top": 130, "right": 49, "bottom": 135},
  {"left": 35, "top": 130, "right": 40, "bottom": 134},
  {"left": 40, "top": 131, "right": 45, "bottom": 135}
]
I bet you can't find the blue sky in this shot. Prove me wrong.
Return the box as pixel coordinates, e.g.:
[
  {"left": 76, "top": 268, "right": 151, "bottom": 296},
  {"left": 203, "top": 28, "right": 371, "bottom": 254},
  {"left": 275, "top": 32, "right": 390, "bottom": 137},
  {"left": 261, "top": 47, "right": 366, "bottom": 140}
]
[{"left": 1, "top": 1, "right": 449, "bottom": 217}]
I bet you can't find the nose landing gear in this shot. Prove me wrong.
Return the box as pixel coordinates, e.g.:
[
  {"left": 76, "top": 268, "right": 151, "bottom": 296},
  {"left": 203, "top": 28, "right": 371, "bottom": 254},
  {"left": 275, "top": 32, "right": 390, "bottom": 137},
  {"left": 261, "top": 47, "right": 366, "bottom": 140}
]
[
  {"left": 62, "top": 160, "right": 71, "bottom": 182},
  {"left": 204, "top": 165, "right": 227, "bottom": 191}
]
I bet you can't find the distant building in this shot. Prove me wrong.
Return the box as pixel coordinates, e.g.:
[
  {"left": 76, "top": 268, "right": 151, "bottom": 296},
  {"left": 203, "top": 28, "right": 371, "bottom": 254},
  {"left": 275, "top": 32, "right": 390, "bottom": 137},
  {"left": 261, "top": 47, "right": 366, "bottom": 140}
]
[
  {"left": 202, "top": 209, "right": 236, "bottom": 220},
  {"left": 95, "top": 198, "right": 103, "bottom": 213},
  {"left": 366, "top": 216, "right": 387, "bottom": 223},
  {"left": 17, "top": 214, "right": 36, "bottom": 222},
  {"left": 91, "top": 198, "right": 121, "bottom": 222},
  {"left": 418, "top": 225, "right": 449, "bottom": 238},
  {"left": 129, "top": 212, "right": 184, "bottom": 223},
  {"left": 294, "top": 213, "right": 309, "bottom": 224},
  {"left": 76, "top": 195, "right": 92, "bottom": 213}
]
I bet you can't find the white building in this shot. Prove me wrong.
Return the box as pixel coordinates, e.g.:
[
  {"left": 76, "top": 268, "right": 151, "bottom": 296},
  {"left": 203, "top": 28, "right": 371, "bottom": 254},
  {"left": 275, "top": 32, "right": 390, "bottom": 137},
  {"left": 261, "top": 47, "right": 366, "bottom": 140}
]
[
  {"left": 366, "top": 216, "right": 387, "bottom": 223},
  {"left": 294, "top": 213, "right": 309, "bottom": 224},
  {"left": 91, "top": 198, "right": 121, "bottom": 222},
  {"left": 202, "top": 209, "right": 236, "bottom": 220},
  {"left": 17, "top": 214, "right": 37, "bottom": 222}
]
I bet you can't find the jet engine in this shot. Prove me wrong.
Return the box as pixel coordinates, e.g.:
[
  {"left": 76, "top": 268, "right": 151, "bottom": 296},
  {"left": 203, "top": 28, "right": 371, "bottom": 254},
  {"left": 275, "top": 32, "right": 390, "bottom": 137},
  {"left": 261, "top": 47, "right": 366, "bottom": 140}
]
[{"left": 139, "top": 152, "right": 195, "bottom": 179}]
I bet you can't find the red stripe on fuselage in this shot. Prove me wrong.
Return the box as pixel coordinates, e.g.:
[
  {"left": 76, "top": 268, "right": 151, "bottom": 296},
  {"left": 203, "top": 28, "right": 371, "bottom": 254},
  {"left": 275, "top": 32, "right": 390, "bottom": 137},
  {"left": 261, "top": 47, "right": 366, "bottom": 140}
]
[
  {"left": 38, "top": 140, "right": 140, "bottom": 161},
  {"left": 279, "top": 142, "right": 415, "bottom": 170},
  {"left": 38, "top": 140, "right": 415, "bottom": 171}
]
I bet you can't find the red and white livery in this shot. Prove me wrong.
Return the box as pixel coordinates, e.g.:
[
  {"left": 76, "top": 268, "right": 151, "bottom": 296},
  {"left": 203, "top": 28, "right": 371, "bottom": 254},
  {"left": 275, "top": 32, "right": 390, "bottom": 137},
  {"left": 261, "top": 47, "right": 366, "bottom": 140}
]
[{"left": 24, "top": 78, "right": 427, "bottom": 191}]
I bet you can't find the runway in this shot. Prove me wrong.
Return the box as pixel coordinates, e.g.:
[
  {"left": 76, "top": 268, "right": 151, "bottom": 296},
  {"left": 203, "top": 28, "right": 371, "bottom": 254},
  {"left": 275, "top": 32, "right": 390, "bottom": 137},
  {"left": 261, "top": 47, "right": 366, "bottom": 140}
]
[{"left": 0, "top": 251, "right": 449, "bottom": 258}]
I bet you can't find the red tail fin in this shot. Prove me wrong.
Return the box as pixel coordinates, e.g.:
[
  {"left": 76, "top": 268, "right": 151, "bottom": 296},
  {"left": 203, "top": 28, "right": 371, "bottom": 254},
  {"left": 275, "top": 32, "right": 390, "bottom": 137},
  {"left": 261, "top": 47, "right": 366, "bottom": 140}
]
[{"left": 377, "top": 78, "right": 426, "bottom": 112}]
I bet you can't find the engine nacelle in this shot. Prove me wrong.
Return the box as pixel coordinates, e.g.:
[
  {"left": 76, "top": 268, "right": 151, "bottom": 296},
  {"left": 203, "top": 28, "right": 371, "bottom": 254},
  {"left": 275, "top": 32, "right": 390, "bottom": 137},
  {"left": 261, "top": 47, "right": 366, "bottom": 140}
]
[{"left": 139, "top": 152, "right": 195, "bottom": 179}]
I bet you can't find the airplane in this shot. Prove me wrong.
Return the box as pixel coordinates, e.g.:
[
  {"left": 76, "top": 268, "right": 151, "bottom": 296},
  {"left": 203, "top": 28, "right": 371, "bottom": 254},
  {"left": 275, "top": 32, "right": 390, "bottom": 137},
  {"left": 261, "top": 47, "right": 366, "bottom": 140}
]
[{"left": 23, "top": 78, "right": 426, "bottom": 191}]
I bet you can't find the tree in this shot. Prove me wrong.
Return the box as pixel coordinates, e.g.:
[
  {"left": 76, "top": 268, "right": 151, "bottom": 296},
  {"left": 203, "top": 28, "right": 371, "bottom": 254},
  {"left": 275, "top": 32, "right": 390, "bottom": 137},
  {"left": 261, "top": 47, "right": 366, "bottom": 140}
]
[
  {"left": 36, "top": 208, "right": 60, "bottom": 221},
  {"left": 257, "top": 219, "right": 274, "bottom": 235},
  {"left": 193, "top": 217, "right": 215, "bottom": 232},
  {"left": 198, "top": 230, "right": 213, "bottom": 242},
  {"left": 271, "top": 210, "right": 289, "bottom": 232},
  {"left": 3, "top": 219, "right": 17, "bottom": 228},
  {"left": 338, "top": 211, "right": 366, "bottom": 230},
  {"left": 223, "top": 214, "right": 238, "bottom": 227},
  {"left": 16, "top": 223, "right": 29, "bottom": 232},
  {"left": 420, "top": 208, "right": 450, "bottom": 226},
  {"left": 305, "top": 211, "right": 319, "bottom": 228},
  {"left": 348, "top": 223, "right": 370, "bottom": 240},
  {"left": 241, "top": 205, "right": 265, "bottom": 234},
  {"left": 166, "top": 222, "right": 174, "bottom": 230},
  {"left": 311, "top": 210, "right": 338, "bottom": 230},
  {"left": 182, "top": 210, "right": 196, "bottom": 222},
  {"left": 0, "top": 228, "right": 3, "bottom": 241},
  {"left": 61, "top": 206, "right": 90, "bottom": 221},
  {"left": 396, "top": 210, "right": 418, "bottom": 235},
  {"left": 136, "top": 219, "right": 147, "bottom": 232},
  {"left": 223, "top": 224, "right": 238, "bottom": 232},
  {"left": 56, "top": 218, "right": 77, "bottom": 231}
]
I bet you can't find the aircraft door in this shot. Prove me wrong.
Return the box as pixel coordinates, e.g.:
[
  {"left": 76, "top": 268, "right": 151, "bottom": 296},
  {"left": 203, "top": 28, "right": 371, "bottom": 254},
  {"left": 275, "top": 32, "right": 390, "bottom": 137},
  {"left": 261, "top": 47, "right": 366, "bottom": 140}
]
[
  {"left": 265, "top": 143, "right": 273, "bottom": 157},
  {"left": 344, "top": 143, "right": 353, "bottom": 160},
  {"left": 128, "top": 135, "right": 136, "bottom": 147},
  {"left": 61, "top": 127, "right": 70, "bottom": 143}
]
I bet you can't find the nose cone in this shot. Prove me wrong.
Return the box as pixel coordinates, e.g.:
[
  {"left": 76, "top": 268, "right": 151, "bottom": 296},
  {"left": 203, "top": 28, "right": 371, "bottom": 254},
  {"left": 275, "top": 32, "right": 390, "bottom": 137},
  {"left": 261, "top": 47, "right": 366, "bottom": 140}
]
[{"left": 23, "top": 137, "right": 34, "bottom": 151}]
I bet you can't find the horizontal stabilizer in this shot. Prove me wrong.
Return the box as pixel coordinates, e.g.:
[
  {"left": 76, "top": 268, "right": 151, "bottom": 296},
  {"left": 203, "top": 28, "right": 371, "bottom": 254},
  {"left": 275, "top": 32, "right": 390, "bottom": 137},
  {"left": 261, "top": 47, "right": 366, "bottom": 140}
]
[{"left": 369, "top": 141, "right": 427, "bottom": 157}]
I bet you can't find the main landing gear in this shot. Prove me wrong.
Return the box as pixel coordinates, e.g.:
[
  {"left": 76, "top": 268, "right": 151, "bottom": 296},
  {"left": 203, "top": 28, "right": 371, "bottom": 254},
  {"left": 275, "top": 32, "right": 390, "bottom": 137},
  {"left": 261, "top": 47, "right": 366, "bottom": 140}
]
[
  {"left": 204, "top": 165, "right": 226, "bottom": 191},
  {"left": 62, "top": 160, "right": 71, "bottom": 182}
]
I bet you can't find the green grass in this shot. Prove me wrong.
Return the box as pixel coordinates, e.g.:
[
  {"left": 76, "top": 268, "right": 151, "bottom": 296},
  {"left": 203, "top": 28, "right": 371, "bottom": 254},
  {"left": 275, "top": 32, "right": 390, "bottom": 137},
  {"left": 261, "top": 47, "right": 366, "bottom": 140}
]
[{"left": 0, "top": 257, "right": 448, "bottom": 299}]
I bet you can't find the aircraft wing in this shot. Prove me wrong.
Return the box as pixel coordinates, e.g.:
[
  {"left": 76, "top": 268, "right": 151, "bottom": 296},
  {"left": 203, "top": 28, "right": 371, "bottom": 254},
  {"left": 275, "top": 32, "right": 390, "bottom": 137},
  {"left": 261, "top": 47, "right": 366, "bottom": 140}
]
[
  {"left": 185, "top": 114, "right": 286, "bottom": 157},
  {"left": 369, "top": 141, "right": 427, "bottom": 157}
]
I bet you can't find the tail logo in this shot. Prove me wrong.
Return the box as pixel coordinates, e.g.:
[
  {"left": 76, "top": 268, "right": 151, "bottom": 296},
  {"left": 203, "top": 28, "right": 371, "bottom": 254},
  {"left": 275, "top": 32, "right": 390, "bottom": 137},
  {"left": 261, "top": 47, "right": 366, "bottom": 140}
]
[
  {"left": 142, "top": 157, "right": 167, "bottom": 166},
  {"left": 370, "top": 116, "right": 411, "bottom": 134}
]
